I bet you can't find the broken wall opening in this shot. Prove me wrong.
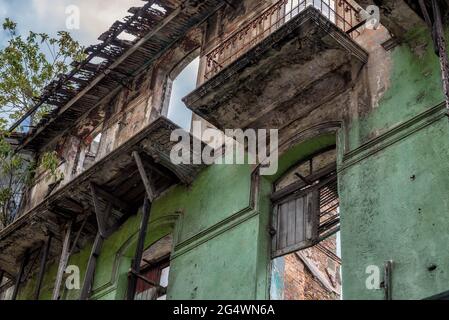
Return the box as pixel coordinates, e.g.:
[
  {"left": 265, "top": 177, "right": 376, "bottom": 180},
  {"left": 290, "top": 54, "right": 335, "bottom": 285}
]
[
  {"left": 270, "top": 147, "right": 341, "bottom": 300},
  {"left": 164, "top": 50, "right": 201, "bottom": 132}
]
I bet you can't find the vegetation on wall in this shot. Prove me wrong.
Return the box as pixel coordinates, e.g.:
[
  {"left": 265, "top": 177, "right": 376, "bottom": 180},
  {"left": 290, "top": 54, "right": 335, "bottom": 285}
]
[{"left": 0, "top": 19, "right": 82, "bottom": 228}]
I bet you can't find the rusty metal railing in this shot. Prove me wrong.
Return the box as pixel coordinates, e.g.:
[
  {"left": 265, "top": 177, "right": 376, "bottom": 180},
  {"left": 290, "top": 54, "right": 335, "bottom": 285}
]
[{"left": 204, "top": 0, "right": 361, "bottom": 80}]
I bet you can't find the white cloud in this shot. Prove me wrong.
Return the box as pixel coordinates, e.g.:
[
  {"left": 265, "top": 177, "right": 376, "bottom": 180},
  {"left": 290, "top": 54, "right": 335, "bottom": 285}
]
[{"left": 27, "top": 0, "right": 143, "bottom": 45}]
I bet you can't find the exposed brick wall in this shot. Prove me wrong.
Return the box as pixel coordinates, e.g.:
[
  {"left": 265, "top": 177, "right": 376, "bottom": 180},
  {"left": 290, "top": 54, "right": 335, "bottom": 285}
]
[{"left": 282, "top": 237, "right": 341, "bottom": 300}]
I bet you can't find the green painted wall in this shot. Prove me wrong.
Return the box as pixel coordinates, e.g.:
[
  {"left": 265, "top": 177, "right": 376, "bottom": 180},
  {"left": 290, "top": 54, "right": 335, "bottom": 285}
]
[{"left": 340, "top": 27, "right": 449, "bottom": 300}]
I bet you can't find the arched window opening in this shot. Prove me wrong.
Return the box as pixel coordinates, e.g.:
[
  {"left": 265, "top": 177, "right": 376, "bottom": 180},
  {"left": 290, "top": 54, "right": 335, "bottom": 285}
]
[
  {"left": 270, "top": 147, "right": 341, "bottom": 300},
  {"left": 166, "top": 57, "right": 199, "bottom": 132},
  {"left": 82, "top": 132, "right": 102, "bottom": 170}
]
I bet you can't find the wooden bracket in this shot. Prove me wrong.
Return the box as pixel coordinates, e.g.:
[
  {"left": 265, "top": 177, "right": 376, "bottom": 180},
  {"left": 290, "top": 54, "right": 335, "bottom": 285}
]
[
  {"left": 132, "top": 151, "right": 157, "bottom": 202},
  {"left": 79, "top": 232, "right": 104, "bottom": 300},
  {"left": 90, "top": 182, "right": 112, "bottom": 238},
  {"left": 34, "top": 234, "right": 52, "bottom": 300},
  {"left": 11, "top": 249, "right": 30, "bottom": 300},
  {"left": 52, "top": 220, "right": 73, "bottom": 300}
]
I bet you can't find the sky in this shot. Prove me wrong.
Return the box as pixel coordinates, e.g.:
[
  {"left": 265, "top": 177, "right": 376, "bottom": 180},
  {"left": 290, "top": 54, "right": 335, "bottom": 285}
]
[
  {"left": 0, "top": 0, "right": 143, "bottom": 46},
  {"left": 0, "top": 0, "right": 200, "bottom": 130}
]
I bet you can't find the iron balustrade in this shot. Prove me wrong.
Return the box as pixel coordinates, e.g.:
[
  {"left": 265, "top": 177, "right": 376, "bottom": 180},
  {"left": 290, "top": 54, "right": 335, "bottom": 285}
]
[{"left": 204, "top": 0, "right": 361, "bottom": 80}]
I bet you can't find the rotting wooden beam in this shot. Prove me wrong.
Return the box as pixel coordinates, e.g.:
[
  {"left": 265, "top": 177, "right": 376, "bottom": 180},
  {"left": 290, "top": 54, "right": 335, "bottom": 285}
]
[
  {"left": 68, "top": 213, "right": 90, "bottom": 257},
  {"left": 90, "top": 182, "right": 111, "bottom": 238},
  {"left": 11, "top": 249, "right": 30, "bottom": 300},
  {"left": 79, "top": 232, "right": 104, "bottom": 300},
  {"left": 132, "top": 151, "right": 156, "bottom": 202},
  {"left": 126, "top": 197, "right": 152, "bottom": 300},
  {"left": 34, "top": 234, "right": 52, "bottom": 300},
  {"left": 52, "top": 220, "right": 73, "bottom": 300}
]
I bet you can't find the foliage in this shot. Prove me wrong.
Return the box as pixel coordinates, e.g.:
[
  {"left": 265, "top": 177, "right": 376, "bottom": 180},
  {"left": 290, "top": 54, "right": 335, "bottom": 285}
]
[
  {"left": 0, "top": 18, "right": 85, "bottom": 126},
  {"left": 0, "top": 19, "right": 80, "bottom": 228}
]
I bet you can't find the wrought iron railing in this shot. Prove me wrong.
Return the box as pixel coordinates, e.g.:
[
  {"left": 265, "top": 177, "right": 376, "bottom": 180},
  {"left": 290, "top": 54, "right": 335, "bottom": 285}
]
[{"left": 204, "top": 0, "right": 361, "bottom": 80}]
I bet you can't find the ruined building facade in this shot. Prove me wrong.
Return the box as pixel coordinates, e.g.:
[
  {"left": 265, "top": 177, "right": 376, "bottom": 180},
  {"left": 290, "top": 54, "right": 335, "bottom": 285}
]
[{"left": 1, "top": 0, "right": 449, "bottom": 300}]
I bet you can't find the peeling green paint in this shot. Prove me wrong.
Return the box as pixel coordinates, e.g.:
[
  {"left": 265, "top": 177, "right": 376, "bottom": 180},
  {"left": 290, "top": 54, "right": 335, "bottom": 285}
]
[{"left": 341, "top": 26, "right": 449, "bottom": 299}]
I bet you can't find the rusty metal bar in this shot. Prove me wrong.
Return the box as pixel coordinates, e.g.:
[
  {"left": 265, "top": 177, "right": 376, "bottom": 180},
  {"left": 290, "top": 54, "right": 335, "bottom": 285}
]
[
  {"left": 34, "top": 234, "right": 52, "bottom": 300},
  {"left": 204, "top": 0, "right": 361, "bottom": 79},
  {"left": 127, "top": 197, "right": 152, "bottom": 300}
]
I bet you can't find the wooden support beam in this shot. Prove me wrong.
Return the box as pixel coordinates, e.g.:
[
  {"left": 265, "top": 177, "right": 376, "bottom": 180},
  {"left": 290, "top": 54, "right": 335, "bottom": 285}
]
[
  {"left": 90, "top": 182, "right": 111, "bottom": 238},
  {"left": 69, "top": 214, "right": 90, "bottom": 257},
  {"left": 79, "top": 232, "right": 104, "bottom": 300},
  {"left": 126, "top": 197, "right": 152, "bottom": 300},
  {"left": 90, "top": 183, "right": 132, "bottom": 213},
  {"left": 132, "top": 151, "right": 156, "bottom": 202},
  {"left": 34, "top": 234, "right": 52, "bottom": 300},
  {"left": 12, "top": 249, "right": 30, "bottom": 300},
  {"left": 52, "top": 220, "right": 73, "bottom": 300}
]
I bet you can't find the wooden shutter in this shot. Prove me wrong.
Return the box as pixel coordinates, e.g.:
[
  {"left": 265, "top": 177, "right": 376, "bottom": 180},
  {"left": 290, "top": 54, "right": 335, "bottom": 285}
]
[{"left": 271, "top": 188, "right": 320, "bottom": 258}]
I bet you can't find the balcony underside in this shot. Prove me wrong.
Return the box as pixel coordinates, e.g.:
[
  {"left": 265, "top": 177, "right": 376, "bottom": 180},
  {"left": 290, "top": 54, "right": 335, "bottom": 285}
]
[
  {"left": 0, "top": 117, "right": 204, "bottom": 277},
  {"left": 184, "top": 8, "right": 368, "bottom": 131}
]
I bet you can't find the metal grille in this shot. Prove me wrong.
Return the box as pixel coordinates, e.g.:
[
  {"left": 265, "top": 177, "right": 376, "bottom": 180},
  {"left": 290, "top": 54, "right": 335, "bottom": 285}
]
[
  {"left": 204, "top": 0, "right": 361, "bottom": 79},
  {"left": 318, "top": 176, "right": 340, "bottom": 240}
]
